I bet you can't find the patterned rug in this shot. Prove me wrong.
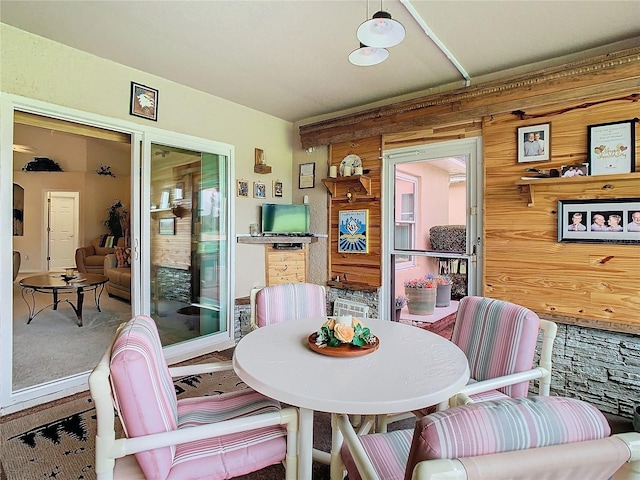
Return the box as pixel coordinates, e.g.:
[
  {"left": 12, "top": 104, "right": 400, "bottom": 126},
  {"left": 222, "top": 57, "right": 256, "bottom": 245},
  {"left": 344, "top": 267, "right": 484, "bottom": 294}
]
[{"left": 0, "top": 353, "right": 247, "bottom": 480}]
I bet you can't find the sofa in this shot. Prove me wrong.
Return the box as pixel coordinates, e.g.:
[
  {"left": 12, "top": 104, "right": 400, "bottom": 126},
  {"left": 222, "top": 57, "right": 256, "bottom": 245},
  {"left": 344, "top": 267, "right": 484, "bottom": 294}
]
[
  {"left": 104, "top": 248, "right": 131, "bottom": 301},
  {"left": 76, "top": 236, "right": 125, "bottom": 274}
]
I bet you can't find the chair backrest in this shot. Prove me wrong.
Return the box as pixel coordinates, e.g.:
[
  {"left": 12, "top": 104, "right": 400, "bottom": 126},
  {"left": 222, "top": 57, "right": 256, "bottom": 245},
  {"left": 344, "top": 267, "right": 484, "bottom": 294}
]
[
  {"left": 406, "top": 396, "right": 616, "bottom": 480},
  {"left": 333, "top": 298, "right": 370, "bottom": 319},
  {"left": 451, "top": 296, "right": 540, "bottom": 397},
  {"left": 109, "top": 315, "right": 178, "bottom": 480},
  {"left": 250, "top": 282, "right": 326, "bottom": 329}
]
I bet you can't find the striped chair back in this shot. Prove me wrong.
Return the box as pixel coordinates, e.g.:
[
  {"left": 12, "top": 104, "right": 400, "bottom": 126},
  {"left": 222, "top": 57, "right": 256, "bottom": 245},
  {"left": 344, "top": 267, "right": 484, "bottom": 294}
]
[
  {"left": 255, "top": 282, "right": 327, "bottom": 328},
  {"left": 110, "top": 315, "right": 177, "bottom": 480},
  {"left": 451, "top": 296, "right": 540, "bottom": 398}
]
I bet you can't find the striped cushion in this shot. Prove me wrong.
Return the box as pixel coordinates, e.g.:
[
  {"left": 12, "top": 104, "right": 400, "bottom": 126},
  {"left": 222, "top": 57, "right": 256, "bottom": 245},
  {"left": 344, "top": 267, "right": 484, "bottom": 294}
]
[
  {"left": 256, "top": 282, "right": 326, "bottom": 327},
  {"left": 341, "top": 429, "right": 414, "bottom": 480},
  {"left": 110, "top": 315, "right": 178, "bottom": 480},
  {"left": 451, "top": 296, "right": 540, "bottom": 398},
  {"left": 404, "top": 396, "right": 611, "bottom": 479},
  {"left": 168, "top": 390, "right": 288, "bottom": 479}
]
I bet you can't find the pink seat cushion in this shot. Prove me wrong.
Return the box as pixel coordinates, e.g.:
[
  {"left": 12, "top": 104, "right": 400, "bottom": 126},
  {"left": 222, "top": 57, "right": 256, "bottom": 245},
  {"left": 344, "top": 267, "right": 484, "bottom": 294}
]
[
  {"left": 256, "top": 282, "right": 326, "bottom": 327},
  {"left": 342, "top": 397, "right": 611, "bottom": 480},
  {"left": 451, "top": 296, "right": 540, "bottom": 398},
  {"left": 110, "top": 315, "right": 289, "bottom": 480}
]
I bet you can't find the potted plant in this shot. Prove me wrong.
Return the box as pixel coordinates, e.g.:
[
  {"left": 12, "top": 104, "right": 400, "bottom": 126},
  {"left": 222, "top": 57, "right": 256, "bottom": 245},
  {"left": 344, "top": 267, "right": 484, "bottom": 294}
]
[
  {"left": 394, "top": 295, "right": 407, "bottom": 321},
  {"left": 435, "top": 274, "right": 452, "bottom": 307},
  {"left": 404, "top": 274, "right": 438, "bottom": 315}
]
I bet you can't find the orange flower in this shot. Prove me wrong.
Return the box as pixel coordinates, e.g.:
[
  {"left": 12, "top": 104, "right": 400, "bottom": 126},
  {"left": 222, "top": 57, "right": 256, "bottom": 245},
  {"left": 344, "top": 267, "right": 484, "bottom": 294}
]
[
  {"left": 323, "top": 318, "right": 336, "bottom": 330},
  {"left": 334, "top": 324, "right": 355, "bottom": 343},
  {"left": 352, "top": 317, "right": 364, "bottom": 329}
]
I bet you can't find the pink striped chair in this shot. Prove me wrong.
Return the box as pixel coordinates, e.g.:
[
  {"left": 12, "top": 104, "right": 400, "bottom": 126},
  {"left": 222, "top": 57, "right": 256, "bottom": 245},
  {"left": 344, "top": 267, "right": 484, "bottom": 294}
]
[
  {"left": 378, "top": 296, "right": 557, "bottom": 432},
  {"left": 249, "top": 282, "right": 327, "bottom": 329},
  {"left": 89, "top": 315, "right": 298, "bottom": 480},
  {"left": 338, "top": 396, "right": 640, "bottom": 480}
]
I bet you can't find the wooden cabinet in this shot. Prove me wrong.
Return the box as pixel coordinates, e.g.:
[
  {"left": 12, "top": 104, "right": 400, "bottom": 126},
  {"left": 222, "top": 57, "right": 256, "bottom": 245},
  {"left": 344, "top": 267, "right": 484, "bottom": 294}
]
[{"left": 265, "top": 244, "right": 309, "bottom": 285}]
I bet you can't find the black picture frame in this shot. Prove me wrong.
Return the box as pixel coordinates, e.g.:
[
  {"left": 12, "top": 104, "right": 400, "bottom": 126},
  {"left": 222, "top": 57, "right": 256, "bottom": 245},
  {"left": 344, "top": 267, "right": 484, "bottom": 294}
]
[
  {"left": 557, "top": 198, "right": 640, "bottom": 244},
  {"left": 130, "top": 81, "right": 158, "bottom": 121},
  {"left": 587, "top": 118, "right": 636, "bottom": 175}
]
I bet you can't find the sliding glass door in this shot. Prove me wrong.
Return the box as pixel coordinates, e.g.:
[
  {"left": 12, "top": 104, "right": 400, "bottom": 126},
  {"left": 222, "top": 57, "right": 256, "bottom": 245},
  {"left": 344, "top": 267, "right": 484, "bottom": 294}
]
[{"left": 144, "top": 139, "right": 232, "bottom": 354}]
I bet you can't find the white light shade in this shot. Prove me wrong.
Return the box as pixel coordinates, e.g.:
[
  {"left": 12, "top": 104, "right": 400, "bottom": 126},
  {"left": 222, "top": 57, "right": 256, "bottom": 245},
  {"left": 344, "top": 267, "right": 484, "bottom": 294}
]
[
  {"left": 348, "top": 44, "right": 389, "bottom": 66},
  {"left": 357, "top": 10, "right": 405, "bottom": 48}
]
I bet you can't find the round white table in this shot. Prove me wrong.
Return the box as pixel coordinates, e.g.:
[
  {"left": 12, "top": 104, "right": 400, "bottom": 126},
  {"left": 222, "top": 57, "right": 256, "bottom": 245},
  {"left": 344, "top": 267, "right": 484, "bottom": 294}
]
[{"left": 233, "top": 317, "right": 470, "bottom": 480}]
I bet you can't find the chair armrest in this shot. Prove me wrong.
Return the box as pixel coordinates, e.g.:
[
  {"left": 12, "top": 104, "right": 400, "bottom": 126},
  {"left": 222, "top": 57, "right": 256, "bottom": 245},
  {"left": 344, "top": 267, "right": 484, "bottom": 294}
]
[
  {"left": 113, "top": 407, "right": 298, "bottom": 459},
  {"left": 168, "top": 360, "right": 233, "bottom": 377},
  {"left": 456, "top": 368, "right": 548, "bottom": 399},
  {"left": 104, "top": 253, "right": 118, "bottom": 270},
  {"left": 336, "top": 413, "right": 381, "bottom": 480},
  {"left": 75, "top": 245, "right": 96, "bottom": 272}
]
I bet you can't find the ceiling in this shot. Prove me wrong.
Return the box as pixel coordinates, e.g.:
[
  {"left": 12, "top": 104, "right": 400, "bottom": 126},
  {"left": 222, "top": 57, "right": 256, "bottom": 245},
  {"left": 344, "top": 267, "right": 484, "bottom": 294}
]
[{"left": 2, "top": 1, "right": 640, "bottom": 124}]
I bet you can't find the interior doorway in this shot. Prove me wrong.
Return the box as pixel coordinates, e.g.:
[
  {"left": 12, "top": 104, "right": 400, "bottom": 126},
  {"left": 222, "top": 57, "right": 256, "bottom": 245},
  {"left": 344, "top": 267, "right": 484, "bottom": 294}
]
[{"left": 46, "top": 191, "right": 79, "bottom": 271}]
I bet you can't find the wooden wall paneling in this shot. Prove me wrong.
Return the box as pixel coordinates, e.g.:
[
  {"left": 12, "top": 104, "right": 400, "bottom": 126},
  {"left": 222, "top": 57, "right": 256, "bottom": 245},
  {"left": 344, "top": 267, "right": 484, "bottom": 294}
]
[
  {"left": 483, "top": 93, "right": 640, "bottom": 330},
  {"left": 327, "top": 137, "right": 383, "bottom": 287}
]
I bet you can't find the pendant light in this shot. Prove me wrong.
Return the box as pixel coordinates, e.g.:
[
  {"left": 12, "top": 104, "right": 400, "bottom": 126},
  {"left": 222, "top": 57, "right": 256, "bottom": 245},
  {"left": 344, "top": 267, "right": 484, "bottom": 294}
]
[
  {"left": 349, "top": 43, "right": 389, "bottom": 66},
  {"left": 357, "top": 1, "right": 405, "bottom": 49}
]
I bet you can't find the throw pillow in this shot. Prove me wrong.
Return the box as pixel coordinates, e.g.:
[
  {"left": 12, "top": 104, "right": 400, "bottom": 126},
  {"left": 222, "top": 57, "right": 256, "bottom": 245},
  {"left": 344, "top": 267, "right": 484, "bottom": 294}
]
[{"left": 115, "top": 246, "right": 131, "bottom": 268}]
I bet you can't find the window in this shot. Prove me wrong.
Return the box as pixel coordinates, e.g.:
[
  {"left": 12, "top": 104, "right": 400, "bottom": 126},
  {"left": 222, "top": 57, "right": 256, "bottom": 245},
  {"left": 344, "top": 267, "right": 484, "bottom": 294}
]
[{"left": 395, "top": 174, "right": 417, "bottom": 265}]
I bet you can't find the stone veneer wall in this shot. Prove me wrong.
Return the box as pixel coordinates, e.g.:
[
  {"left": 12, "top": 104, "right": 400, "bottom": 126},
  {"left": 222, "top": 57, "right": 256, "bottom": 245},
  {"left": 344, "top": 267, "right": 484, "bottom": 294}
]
[{"left": 233, "top": 291, "right": 640, "bottom": 420}]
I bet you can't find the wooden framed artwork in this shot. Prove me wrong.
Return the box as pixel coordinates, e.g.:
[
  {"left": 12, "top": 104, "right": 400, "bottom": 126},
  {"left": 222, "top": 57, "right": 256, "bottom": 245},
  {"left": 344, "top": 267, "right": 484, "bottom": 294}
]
[
  {"left": 273, "top": 179, "right": 283, "bottom": 197},
  {"left": 159, "top": 217, "right": 175, "bottom": 235},
  {"left": 130, "top": 82, "right": 158, "bottom": 121},
  {"left": 253, "top": 181, "right": 266, "bottom": 198},
  {"left": 587, "top": 119, "right": 636, "bottom": 175},
  {"left": 237, "top": 179, "right": 249, "bottom": 197},
  {"left": 299, "top": 162, "right": 315, "bottom": 189},
  {"left": 517, "top": 123, "right": 550, "bottom": 163},
  {"left": 557, "top": 198, "right": 640, "bottom": 244},
  {"left": 338, "top": 209, "right": 369, "bottom": 253}
]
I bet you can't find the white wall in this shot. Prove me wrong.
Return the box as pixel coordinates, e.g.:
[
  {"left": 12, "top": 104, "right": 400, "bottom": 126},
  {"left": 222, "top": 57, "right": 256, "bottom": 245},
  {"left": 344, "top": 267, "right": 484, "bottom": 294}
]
[{"left": 1, "top": 24, "right": 295, "bottom": 296}]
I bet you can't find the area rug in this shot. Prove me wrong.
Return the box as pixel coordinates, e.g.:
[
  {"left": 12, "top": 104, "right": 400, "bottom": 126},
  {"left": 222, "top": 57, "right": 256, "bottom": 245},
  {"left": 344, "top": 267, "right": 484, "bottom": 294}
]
[{"left": 0, "top": 353, "right": 251, "bottom": 480}]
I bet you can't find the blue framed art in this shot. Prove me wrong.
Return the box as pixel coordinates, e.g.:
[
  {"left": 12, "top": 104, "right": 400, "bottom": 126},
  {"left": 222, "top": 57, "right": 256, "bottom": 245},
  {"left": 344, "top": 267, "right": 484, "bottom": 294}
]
[{"left": 338, "top": 209, "right": 368, "bottom": 253}]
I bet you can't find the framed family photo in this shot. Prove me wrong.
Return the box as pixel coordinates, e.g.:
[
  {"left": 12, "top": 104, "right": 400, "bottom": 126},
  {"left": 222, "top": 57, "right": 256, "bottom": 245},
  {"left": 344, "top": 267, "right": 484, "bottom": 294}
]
[
  {"left": 237, "top": 179, "right": 249, "bottom": 197},
  {"left": 517, "top": 123, "right": 550, "bottom": 163},
  {"left": 587, "top": 119, "right": 636, "bottom": 175},
  {"left": 338, "top": 209, "right": 369, "bottom": 253},
  {"left": 253, "top": 181, "right": 266, "bottom": 199},
  {"left": 557, "top": 197, "right": 640, "bottom": 244},
  {"left": 273, "top": 180, "right": 283, "bottom": 197}
]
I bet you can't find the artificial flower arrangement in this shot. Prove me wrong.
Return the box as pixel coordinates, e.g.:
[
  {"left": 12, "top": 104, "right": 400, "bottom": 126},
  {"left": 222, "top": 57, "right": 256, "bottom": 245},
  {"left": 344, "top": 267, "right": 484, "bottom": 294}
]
[
  {"left": 315, "top": 316, "right": 375, "bottom": 348},
  {"left": 435, "top": 274, "right": 452, "bottom": 285},
  {"left": 395, "top": 295, "right": 408, "bottom": 309},
  {"left": 404, "top": 273, "right": 438, "bottom": 289}
]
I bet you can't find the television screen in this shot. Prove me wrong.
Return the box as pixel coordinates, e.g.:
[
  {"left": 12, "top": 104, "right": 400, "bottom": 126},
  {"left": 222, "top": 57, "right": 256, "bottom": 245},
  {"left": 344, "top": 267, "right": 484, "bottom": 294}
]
[{"left": 261, "top": 204, "right": 310, "bottom": 235}]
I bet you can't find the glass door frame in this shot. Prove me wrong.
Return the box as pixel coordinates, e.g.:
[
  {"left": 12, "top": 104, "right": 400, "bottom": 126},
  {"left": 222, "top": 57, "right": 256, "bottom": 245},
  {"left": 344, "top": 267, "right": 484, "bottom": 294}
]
[
  {"left": 141, "top": 133, "right": 235, "bottom": 363},
  {"left": 381, "top": 137, "right": 483, "bottom": 319}
]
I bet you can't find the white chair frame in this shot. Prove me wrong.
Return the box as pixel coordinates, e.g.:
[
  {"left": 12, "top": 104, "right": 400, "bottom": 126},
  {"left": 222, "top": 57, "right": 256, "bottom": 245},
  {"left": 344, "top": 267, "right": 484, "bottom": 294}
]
[
  {"left": 336, "top": 414, "right": 640, "bottom": 480},
  {"left": 89, "top": 328, "right": 298, "bottom": 480}
]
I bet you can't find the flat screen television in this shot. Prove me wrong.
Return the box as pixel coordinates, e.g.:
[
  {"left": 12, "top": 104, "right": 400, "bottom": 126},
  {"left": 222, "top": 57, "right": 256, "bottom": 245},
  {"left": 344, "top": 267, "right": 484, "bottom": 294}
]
[{"left": 261, "top": 203, "right": 310, "bottom": 235}]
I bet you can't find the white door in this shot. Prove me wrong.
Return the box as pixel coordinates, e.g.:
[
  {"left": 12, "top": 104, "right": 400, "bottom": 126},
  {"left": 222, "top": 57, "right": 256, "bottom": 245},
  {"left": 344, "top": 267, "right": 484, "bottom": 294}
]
[{"left": 47, "top": 192, "right": 79, "bottom": 271}]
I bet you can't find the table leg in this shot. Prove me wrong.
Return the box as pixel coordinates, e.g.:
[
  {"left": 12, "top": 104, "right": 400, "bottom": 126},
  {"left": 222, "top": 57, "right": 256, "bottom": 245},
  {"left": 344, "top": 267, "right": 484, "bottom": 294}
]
[
  {"left": 53, "top": 289, "right": 58, "bottom": 310},
  {"left": 298, "top": 407, "right": 313, "bottom": 480},
  {"left": 330, "top": 413, "right": 345, "bottom": 480},
  {"left": 21, "top": 287, "right": 37, "bottom": 324},
  {"left": 75, "top": 288, "right": 85, "bottom": 327},
  {"left": 94, "top": 283, "right": 105, "bottom": 312}
]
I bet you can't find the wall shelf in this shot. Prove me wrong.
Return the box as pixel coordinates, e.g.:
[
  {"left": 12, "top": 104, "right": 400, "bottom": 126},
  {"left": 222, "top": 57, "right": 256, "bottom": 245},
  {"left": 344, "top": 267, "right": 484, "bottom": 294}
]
[
  {"left": 516, "top": 172, "right": 640, "bottom": 206},
  {"left": 237, "top": 235, "right": 318, "bottom": 245},
  {"left": 321, "top": 175, "right": 372, "bottom": 197}
]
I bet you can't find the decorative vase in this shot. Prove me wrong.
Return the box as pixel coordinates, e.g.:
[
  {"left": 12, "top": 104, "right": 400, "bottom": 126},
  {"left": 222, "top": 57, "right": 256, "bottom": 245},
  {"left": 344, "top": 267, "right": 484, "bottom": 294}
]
[
  {"left": 405, "top": 287, "right": 437, "bottom": 315},
  {"left": 395, "top": 308, "right": 402, "bottom": 322},
  {"left": 436, "top": 283, "right": 452, "bottom": 307}
]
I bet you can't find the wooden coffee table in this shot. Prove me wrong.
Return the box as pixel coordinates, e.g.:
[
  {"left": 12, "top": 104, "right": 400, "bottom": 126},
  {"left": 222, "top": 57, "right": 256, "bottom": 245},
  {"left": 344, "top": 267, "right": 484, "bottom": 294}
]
[{"left": 19, "top": 273, "right": 108, "bottom": 326}]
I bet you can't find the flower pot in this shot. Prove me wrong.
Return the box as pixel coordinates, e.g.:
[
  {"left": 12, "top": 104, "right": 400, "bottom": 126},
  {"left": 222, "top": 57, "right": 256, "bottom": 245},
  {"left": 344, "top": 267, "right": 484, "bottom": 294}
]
[
  {"left": 395, "top": 308, "right": 402, "bottom": 322},
  {"left": 405, "top": 287, "right": 436, "bottom": 315},
  {"left": 436, "top": 283, "right": 452, "bottom": 307}
]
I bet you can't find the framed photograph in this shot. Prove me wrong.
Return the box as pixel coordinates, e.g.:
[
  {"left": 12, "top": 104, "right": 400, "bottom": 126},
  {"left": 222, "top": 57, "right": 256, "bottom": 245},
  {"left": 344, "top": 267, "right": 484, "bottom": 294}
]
[
  {"left": 587, "top": 119, "right": 636, "bottom": 175},
  {"left": 253, "top": 181, "right": 266, "bottom": 198},
  {"left": 517, "top": 123, "right": 550, "bottom": 163},
  {"left": 338, "top": 209, "right": 369, "bottom": 253},
  {"left": 299, "top": 162, "right": 315, "bottom": 189},
  {"left": 273, "top": 179, "right": 283, "bottom": 198},
  {"left": 130, "top": 82, "right": 158, "bottom": 121},
  {"left": 174, "top": 181, "right": 184, "bottom": 200},
  {"left": 561, "top": 163, "right": 589, "bottom": 177},
  {"left": 237, "top": 179, "right": 249, "bottom": 197},
  {"left": 159, "top": 189, "right": 170, "bottom": 209},
  {"left": 557, "top": 198, "right": 640, "bottom": 244},
  {"left": 159, "top": 217, "right": 175, "bottom": 235}
]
